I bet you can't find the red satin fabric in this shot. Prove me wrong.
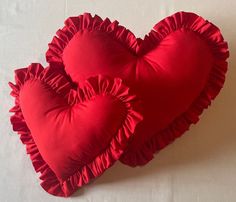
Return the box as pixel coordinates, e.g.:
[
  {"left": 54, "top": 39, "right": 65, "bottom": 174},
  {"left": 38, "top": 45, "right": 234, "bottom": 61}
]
[{"left": 9, "top": 11, "right": 229, "bottom": 197}]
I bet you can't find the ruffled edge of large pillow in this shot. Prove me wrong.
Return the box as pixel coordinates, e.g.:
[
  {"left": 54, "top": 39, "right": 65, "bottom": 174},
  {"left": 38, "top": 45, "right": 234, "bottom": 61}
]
[
  {"left": 9, "top": 63, "right": 143, "bottom": 197},
  {"left": 120, "top": 11, "right": 229, "bottom": 166}
]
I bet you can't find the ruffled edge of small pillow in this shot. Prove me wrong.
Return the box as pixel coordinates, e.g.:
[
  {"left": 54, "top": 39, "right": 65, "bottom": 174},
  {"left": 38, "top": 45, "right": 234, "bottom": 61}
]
[
  {"left": 120, "top": 12, "right": 229, "bottom": 166},
  {"left": 9, "top": 63, "right": 143, "bottom": 197}
]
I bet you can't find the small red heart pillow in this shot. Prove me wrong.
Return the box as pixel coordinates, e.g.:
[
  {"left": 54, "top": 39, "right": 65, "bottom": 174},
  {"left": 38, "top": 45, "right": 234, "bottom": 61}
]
[
  {"left": 9, "top": 63, "right": 143, "bottom": 196},
  {"left": 46, "top": 11, "right": 229, "bottom": 166}
]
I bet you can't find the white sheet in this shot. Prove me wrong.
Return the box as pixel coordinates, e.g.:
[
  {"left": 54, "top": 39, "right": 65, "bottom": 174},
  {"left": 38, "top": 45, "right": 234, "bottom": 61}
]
[{"left": 1, "top": 0, "right": 236, "bottom": 201}]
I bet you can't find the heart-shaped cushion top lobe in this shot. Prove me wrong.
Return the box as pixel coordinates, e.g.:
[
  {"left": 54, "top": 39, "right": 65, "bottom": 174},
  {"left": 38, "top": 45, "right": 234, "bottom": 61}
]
[
  {"left": 46, "top": 12, "right": 229, "bottom": 166},
  {"left": 9, "top": 63, "right": 143, "bottom": 196}
]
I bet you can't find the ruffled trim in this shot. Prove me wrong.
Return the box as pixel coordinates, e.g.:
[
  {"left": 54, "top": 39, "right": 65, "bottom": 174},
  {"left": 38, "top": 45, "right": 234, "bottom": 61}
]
[
  {"left": 46, "top": 13, "right": 139, "bottom": 65},
  {"left": 120, "top": 11, "right": 229, "bottom": 166},
  {"left": 9, "top": 63, "right": 143, "bottom": 196}
]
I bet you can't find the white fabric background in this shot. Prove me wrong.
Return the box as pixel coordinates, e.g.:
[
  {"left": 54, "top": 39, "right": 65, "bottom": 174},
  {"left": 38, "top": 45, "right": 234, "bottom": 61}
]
[{"left": 0, "top": 0, "right": 236, "bottom": 201}]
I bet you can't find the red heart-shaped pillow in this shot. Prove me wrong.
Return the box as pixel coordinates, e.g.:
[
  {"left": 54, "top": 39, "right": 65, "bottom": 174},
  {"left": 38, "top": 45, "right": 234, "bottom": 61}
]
[
  {"left": 9, "top": 63, "right": 143, "bottom": 196},
  {"left": 46, "top": 11, "right": 229, "bottom": 166}
]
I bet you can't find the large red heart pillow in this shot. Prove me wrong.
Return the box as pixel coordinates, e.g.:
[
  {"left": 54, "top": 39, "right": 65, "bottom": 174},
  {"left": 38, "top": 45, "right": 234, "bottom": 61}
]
[{"left": 46, "top": 11, "right": 229, "bottom": 166}]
